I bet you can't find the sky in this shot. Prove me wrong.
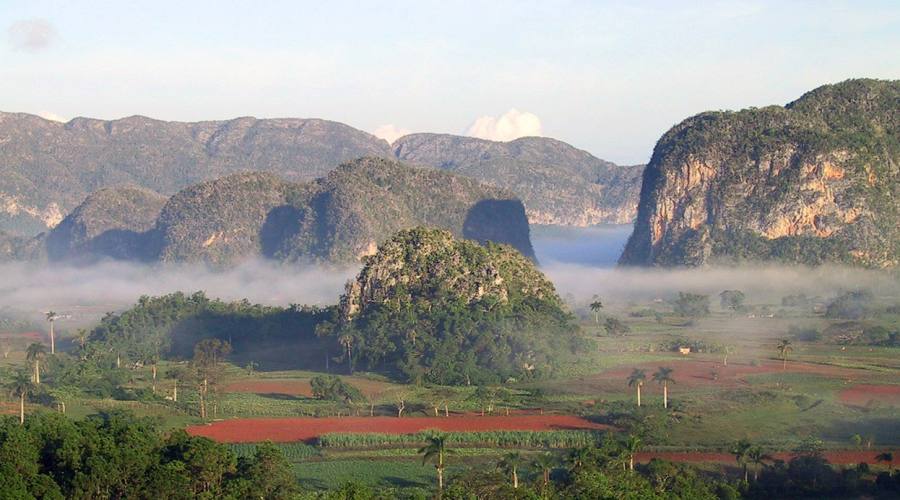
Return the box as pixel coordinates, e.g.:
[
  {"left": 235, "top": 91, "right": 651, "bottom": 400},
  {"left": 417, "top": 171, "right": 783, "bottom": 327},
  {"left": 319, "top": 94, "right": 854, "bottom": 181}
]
[{"left": 1, "top": 1, "right": 899, "bottom": 165}]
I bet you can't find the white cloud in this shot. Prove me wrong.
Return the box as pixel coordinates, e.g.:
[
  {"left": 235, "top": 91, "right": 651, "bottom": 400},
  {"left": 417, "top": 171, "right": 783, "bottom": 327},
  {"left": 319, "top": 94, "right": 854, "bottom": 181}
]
[
  {"left": 465, "top": 108, "right": 543, "bottom": 142},
  {"left": 7, "top": 19, "right": 57, "bottom": 52},
  {"left": 37, "top": 111, "right": 67, "bottom": 123},
  {"left": 372, "top": 124, "right": 412, "bottom": 144}
]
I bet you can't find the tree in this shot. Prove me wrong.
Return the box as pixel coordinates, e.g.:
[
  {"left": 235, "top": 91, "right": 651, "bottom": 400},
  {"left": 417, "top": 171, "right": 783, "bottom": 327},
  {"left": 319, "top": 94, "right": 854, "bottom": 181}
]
[
  {"left": 604, "top": 317, "right": 630, "bottom": 337},
  {"left": 673, "top": 292, "right": 710, "bottom": 317},
  {"left": 590, "top": 297, "right": 603, "bottom": 325},
  {"left": 876, "top": 452, "right": 894, "bottom": 471},
  {"left": 497, "top": 452, "right": 523, "bottom": 489},
  {"left": 627, "top": 369, "right": 646, "bottom": 407},
  {"left": 652, "top": 367, "right": 675, "bottom": 409},
  {"left": 7, "top": 370, "right": 33, "bottom": 424},
  {"left": 471, "top": 386, "right": 498, "bottom": 416},
  {"left": 850, "top": 434, "right": 862, "bottom": 450},
  {"left": 419, "top": 433, "right": 450, "bottom": 492},
  {"left": 731, "top": 439, "right": 752, "bottom": 482},
  {"left": 722, "top": 345, "right": 735, "bottom": 366},
  {"left": 192, "top": 339, "right": 232, "bottom": 419},
  {"left": 776, "top": 339, "right": 793, "bottom": 371},
  {"left": 719, "top": 290, "right": 745, "bottom": 312},
  {"left": 531, "top": 452, "right": 556, "bottom": 487},
  {"left": 45, "top": 311, "right": 60, "bottom": 354},
  {"left": 338, "top": 334, "right": 354, "bottom": 374},
  {"left": 25, "top": 342, "right": 47, "bottom": 385},
  {"left": 624, "top": 435, "right": 642, "bottom": 471},
  {"left": 747, "top": 446, "right": 771, "bottom": 481}
]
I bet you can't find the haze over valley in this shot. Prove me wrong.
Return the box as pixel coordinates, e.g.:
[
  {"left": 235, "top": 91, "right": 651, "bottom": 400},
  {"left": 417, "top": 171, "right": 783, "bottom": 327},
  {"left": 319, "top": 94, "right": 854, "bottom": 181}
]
[{"left": 1, "top": 3, "right": 898, "bottom": 498}]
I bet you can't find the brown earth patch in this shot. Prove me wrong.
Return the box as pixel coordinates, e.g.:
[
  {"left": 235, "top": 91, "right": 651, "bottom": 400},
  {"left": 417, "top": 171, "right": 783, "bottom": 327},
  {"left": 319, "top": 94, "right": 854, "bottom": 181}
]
[{"left": 838, "top": 384, "right": 900, "bottom": 407}]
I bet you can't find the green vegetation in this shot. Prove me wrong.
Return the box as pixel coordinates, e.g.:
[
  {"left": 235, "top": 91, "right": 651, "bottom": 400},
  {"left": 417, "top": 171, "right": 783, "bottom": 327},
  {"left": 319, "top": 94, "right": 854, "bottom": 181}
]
[
  {"left": 334, "top": 228, "right": 586, "bottom": 384},
  {"left": 0, "top": 411, "right": 296, "bottom": 499}
]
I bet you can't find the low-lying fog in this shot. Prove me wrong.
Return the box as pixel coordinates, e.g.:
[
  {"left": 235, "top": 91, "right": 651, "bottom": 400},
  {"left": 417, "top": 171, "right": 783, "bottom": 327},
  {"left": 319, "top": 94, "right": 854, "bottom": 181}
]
[{"left": 0, "top": 225, "right": 897, "bottom": 329}]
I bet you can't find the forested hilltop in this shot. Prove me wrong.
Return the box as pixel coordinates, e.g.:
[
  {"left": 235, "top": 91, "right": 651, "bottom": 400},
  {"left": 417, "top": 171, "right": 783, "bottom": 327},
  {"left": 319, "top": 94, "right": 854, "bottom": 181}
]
[
  {"left": 336, "top": 228, "right": 586, "bottom": 384},
  {"left": 24, "top": 157, "right": 535, "bottom": 266},
  {"left": 394, "top": 134, "right": 644, "bottom": 226},
  {"left": 620, "top": 79, "right": 900, "bottom": 268},
  {"left": 0, "top": 113, "right": 391, "bottom": 236}
]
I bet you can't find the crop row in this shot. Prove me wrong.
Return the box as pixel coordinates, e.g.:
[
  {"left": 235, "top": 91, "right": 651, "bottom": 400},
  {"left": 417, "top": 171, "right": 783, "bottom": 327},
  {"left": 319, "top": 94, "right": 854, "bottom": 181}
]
[{"left": 317, "top": 429, "right": 604, "bottom": 449}]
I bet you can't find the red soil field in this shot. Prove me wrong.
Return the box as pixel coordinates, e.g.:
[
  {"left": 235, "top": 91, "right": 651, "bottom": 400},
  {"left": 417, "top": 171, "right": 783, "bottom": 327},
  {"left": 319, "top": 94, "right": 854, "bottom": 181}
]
[
  {"left": 187, "top": 415, "right": 611, "bottom": 443},
  {"left": 838, "top": 384, "right": 900, "bottom": 407},
  {"left": 636, "top": 450, "right": 900, "bottom": 466},
  {"left": 580, "top": 358, "right": 865, "bottom": 392}
]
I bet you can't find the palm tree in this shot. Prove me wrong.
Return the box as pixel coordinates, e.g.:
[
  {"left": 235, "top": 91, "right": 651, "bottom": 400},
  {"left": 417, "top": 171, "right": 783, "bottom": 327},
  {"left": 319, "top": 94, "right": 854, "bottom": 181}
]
[
  {"left": 419, "top": 434, "right": 449, "bottom": 492},
  {"left": 7, "top": 370, "right": 33, "bottom": 425},
  {"left": 589, "top": 297, "right": 603, "bottom": 325},
  {"left": 531, "top": 453, "right": 556, "bottom": 487},
  {"left": 45, "top": 311, "right": 59, "bottom": 354},
  {"left": 624, "top": 435, "right": 642, "bottom": 471},
  {"left": 338, "top": 334, "right": 353, "bottom": 374},
  {"left": 652, "top": 367, "right": 675, "bottom": 409},
  {"left": 875, "top": 452, "right": 894, "bottom": 471},
  {"left": 498, "top": 452, "right": 523, "bottom": 489},
  {"left": 747, "top": 446, "right": 771, "bottom": 481},
  {"left": 731, "top": 439, "right": 752, "bottom": 482},
  {"left": 627, "top": 368, "right": 646, "bottom": 407},
  {"left": 776, "top": 339, "right": 793, "bottom": 371},
  {"left": 26, "top": 342, "right": 47, "bottom": 385}
]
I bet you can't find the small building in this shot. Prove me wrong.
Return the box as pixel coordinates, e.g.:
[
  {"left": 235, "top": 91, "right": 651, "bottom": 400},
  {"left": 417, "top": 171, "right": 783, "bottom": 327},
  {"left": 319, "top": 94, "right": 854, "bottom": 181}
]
[{"left": 678, "top": 346, "right": 691, "bottom": 355}]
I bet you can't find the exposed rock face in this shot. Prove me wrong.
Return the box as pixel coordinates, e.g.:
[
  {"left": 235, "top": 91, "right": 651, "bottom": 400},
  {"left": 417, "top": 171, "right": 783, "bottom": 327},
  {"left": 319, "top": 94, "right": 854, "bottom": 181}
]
[
  {"left": 620, "top": 79, "right": 900, "bottom": 268},
  {"left": 46, "top": 187, "right": 167, "bottom": 262},
  {"left": 46, "top": 157, "right": 535, "bottom": 267},
  {"left": 339, "top": 227, "right": 559, "bottom": 322},
  {"left": 0, "top": 112, "right": 391, "bottom": 235},
  {"left": 393, "top": 134, "right": 643, "bottom": 226}
]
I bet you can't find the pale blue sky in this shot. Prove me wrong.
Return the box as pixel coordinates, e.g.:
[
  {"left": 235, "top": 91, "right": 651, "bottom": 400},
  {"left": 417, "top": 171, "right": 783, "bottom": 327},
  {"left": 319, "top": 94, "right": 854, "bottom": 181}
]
[{"left": 1, "top": 0, "right": 898, "bottom": 164}]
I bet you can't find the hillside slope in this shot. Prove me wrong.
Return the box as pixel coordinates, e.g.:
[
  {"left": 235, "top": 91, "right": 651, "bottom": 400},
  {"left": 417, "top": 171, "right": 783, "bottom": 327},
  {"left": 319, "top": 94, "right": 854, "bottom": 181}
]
[
  {"left": 393, "top": 134, "right": 643, "bottom": 226},
  {"left": 337, "top": 227, "right": 583, "bottom": 384},
  {"left": 620, "top": 79, "right": 900, "bottom": 268},
  {"left": 0, "top": 112, "right": 391, "bottom": 235},
  {"left": 49, "top": 157, "right": 535, "bottom": 266}
]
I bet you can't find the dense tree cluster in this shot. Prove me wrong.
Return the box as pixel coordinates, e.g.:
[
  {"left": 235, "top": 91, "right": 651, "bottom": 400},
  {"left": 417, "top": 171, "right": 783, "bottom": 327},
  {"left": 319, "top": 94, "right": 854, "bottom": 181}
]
[
  {"left": 0, "top": 411, "right": 295, "bottom": 499},
  {"left": 86, "top": 291, "right": 333, "bottom": 370},
  {"left": 335, "top": 229, "right": 588, "bottom": 385}
]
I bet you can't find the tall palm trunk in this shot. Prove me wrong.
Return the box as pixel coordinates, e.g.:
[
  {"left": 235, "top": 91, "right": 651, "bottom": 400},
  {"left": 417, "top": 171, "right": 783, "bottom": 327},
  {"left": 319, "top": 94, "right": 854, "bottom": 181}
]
[
  {"left": 512, "top": 468, "right": 518, "bottom": 489},
  {"left": 33, "top": 360, "right": 41, "bottom": 385},
  {"left": 637, "top": 384, "right": 641, "bottom": 407},
  {"left": 630, "top": 454, "right": 635, "bottom": 471},
  {"left": 19, "top": 393, "right": 25, "bottom": 424},
  {"left": 663, "top": 382, "right": 668, "bottom": 409},
  {"left": 49, "top": 322, "right": 55, "bottom": 354}
]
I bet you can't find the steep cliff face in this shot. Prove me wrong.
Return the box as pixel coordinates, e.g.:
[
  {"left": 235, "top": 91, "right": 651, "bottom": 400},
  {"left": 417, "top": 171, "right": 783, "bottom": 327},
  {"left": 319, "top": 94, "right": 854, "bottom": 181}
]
[
  {"left": 46, "top": 187, "right": 167, "bottom": 262},
  {"left": 82, "top": 157, "right": 537, "bottom": 267},
  {"left": 393, "top": 134, "right": 643, "bottom": 226},
  {"left": 0, "top": 112, "right": 391, "bottom": 235},
  {"left": 620, "top": 79, "right": 900, "bottom": 267}
]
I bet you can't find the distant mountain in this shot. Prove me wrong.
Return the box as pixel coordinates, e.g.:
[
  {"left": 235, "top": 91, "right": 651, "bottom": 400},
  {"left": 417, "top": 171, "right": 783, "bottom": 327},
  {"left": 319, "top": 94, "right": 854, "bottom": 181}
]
[
  {"left": 620, "top": 79, "right": 900, "bottom": 268},
  {"left": 393, "top": 134, "right": 644, "bottom": 226},
  {"left": 46, "top": 187, "right": 167, "bottom": 261},
  {"left": 0, "top": 112, "right": 391, "bottom": 235},
  {"left": 44, "top": 157, "right": 535, "bottom": 266}
]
